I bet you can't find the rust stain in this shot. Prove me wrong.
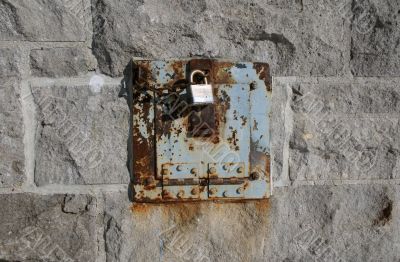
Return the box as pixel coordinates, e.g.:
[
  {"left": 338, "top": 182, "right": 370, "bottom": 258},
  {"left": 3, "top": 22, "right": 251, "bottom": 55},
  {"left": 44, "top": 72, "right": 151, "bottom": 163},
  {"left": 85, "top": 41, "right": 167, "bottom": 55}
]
[
  {"left": 253, "top": 62, "right": 271, "bottom": 92},
  {"left": 132, "top": 83, "right": 154, "bottom": 180},
  {"left": 265, "top": 154, "right": 271, "bottom": 177},
  {"left": 131, "top": 201, "right": 205, "bottom": 224},
  {"left": 130, "top": 203, "right": 152, "bottom": 214},
  {"left": 162, "top": 189, "right": 175, "bottom": 200},
  {"left": 211, "top": 61, "right": 235, "bottom": 84},
  {"left": 253, "top": 199, "right": 270, "bottom": 213},
  {"left": 253, "top": 119, "right": 259, "bottom": 131},
  {"left": 227, "top": 129, "right": 238, "bottom": 148},
  {"left": 161, "top": 203, "right": 202, "bottom": 224},
  {"left": 170, "top": 60, "right": 185, "bottom": 80},
  {"left": 143, "top": 176, "right": 158, "bottom": 190},
  {"left": 241, "top": 115, "right": 247, "bottom": 126},
  {"left": 165, "top": 60, "right": 186, "bottom": 91},
  {"left": 218, "top": 89, "right": 231, "bottom": 111},
  {"left": 134, "top": 60, "right": 153, "bottom": 85}
]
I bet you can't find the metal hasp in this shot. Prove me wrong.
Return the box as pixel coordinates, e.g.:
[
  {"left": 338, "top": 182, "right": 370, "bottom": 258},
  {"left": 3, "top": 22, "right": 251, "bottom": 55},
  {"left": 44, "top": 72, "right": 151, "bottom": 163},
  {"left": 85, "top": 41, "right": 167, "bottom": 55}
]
[{"left": 131, "top": 58, "right": 272, "bottom": 202}]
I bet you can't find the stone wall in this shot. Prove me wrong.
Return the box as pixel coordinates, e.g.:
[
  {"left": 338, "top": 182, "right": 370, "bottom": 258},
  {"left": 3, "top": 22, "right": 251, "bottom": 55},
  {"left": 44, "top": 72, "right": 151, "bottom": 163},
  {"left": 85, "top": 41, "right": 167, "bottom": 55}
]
[{"left": 0, "top": 0, "right": 399, "bottom": 261}]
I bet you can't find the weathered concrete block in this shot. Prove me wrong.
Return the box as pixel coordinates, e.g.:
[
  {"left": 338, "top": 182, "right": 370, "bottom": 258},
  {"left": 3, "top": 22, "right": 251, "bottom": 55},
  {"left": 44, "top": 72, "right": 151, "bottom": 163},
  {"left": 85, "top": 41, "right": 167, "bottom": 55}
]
[
  {"left": 103, "top": 184, "right": 400, "bottom": 261},
  {"left": 0, "top": 0, "right": 87, "bottom": 41},
  {"left": 264, "top": 185, "right": 400, "bottom": 261},
  {"left": 273, "top": 77, "right": 400, "bottom": 184},
  {"left": 0, "top": 48, "right": 21, "bottom": 78},
  {"left": 32, "top": 80, "right": 130, "bottom": 185},
  {"left": 30, "top": 47, "right": 96, "bottom": 78},
  {"left": 92, "top": 0, "right": 349, "bottom": 76},
  {"left": 103, "top": 192, "right": 270, "bottom": 262},
  {"left": 290, "top": 114, "right": 400, "bottom": 181},
  {"left": 0, "top": 78, "right": 24, "bottom": 187},
  {"left": 271, "top": 77, "right": 291, "bottom": 185},
  {"left": 0, "top": 193, "right": 97, "bottom": 261},
  {"left": 351, "top": 0, "right": 400, "bottom": 76}
]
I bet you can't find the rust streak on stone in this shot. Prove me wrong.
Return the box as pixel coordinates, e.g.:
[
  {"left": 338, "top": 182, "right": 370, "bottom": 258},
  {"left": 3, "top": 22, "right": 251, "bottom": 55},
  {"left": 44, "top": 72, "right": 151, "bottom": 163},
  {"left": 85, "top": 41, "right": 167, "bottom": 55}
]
[{"left": 253, "top": 62, "right": 271, "bottom": 91}]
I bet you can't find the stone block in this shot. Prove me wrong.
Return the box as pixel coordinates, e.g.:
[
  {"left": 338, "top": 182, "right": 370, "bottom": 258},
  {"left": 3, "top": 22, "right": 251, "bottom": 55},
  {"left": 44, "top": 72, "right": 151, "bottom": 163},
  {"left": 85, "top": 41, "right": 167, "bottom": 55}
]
[
  {"left": 0, "top": 78, "right": 24, "bottom": 187},
  {"left": 30, "top": 47, "right": 96, "bottom": 78},
  {"left": 0, "top": 0, "right": 87, "bottom": 41},
  {"left": 273, "top": 77, "right": 400, "bottom": 184},
  {"left": 0, "top": 193, "right": 97, "bottom": 261},
  {"left": 32, "top": 79, "right": 130, "bottom": 185},
  {"left": 351, "top": 0, "right": 400, "bottom": 76},
  {"left": 92, "top": 0, "right": 350, "bottom": 77}
]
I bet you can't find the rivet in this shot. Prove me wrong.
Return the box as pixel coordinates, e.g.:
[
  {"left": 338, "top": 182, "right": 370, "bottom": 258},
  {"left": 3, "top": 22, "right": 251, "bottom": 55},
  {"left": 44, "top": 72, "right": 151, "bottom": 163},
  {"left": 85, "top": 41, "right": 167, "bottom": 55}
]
[
  {"left": 250, "top": 172, "right": 260, "bottom": 180},
  {"left": 223, "top": 191, "right": 228, "bottom": 197},
  {"left": 177, "top": 190, "right": 185, "bottom": 198},
  {"left": 162, "top": 189, "right": 172, "bottom": 198},
  {"left": 190, "top": 168, "right": 198, "bottom": 175},
  {"left": 145, "top": 176, "right": 154, "bottom": 185},
  {"left": 209, "top": 167, "right": 217, "bottom": 174},
  {"left": 237, "top": 166, "right": 244, "bottom": 174},
  {"left": 236, "top": 187, "right": 244, "bottom": 194},
  {"left": 176, "top": 165, "right": 183, "bottom": 171},
  {"left": 209, "top": 187, "right": 218, "bottom": 195},
  {"left": 222, "top": 164, "right": 228, "bottom": 171},
  {"left": 191, "top": 187, "right": 200, "bottom": 195}
]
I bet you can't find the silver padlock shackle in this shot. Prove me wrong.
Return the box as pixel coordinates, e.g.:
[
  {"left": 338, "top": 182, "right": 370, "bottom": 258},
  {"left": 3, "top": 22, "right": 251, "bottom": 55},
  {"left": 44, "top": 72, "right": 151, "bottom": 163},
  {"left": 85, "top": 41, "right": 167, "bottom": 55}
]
[{"left": 190, "top": 70, "right": 208, "bottom": 84}]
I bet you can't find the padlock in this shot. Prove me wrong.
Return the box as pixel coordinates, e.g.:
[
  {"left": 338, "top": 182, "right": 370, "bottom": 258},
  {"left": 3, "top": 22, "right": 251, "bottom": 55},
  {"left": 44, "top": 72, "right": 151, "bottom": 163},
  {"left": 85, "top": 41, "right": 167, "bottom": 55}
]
[{"left": 188, "top": 69, "right": 214, "bottom": 105}]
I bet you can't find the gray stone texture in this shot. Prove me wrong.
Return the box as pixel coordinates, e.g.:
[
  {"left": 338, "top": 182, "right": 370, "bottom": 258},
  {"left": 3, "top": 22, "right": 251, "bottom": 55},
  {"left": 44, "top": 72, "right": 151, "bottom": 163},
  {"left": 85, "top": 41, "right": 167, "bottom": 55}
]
[
  {"left": 0, "top": 193, "right": 97, "bottom": 261},
  {"left": 273, "top": 77, "right": 400, "bottom": 184},
  {"left": 104, "top": 184, "right": 400, "bottom": 261},
  {"left": 0, "top": 0, "right": 399, "bottom": 261},
  {"left": 91, "top": 0, "right": 350, "bottom": 76},
  {"left": 0, "top": 48, "right": 21, "bottom": 78},
  {"left": 0, "top": 48, "right": 24, "bottom": 188},
  {"left": 32, "top": 81, "right": 130, "bottom": 185},
  {"left": 30, "top": 47, "right": 97, "bottom": 77},
  {"left": 0, "top": 77, "right": 24, "bottom": 187},
  {"left": 351, "top": 0, "right": 400, "bottom": 76},
  {"left": 0, "top": 0, "right": 87, "bottom": 41}
]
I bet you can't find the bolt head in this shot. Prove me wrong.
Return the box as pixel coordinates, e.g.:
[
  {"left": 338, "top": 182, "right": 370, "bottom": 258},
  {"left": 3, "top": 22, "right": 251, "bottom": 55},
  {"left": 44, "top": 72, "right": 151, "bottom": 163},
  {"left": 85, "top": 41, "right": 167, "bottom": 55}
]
[
  {"left": 237, "top": 166, "right": 244, "bottom": 174},
  {"left": 222, "top": 164, "right": 228, "bottom": 171},
  {"left": 177, "top": 190, "right": 185, "bottom": 198},
  {"left": 250, "top": 172, "right": 260, "bottom": 180},
  {"left": 145, "top": 176, "right": 155, "bottom": 185},
  {"left": 190, "top": 168, "right": 198, "bottom": 175},
  {"left": 209, "top": 187, "right": 218, "bottom": 195},
  {"left": 236, "top": 187, "right": 244, "bottom": 194},
  {"left": 176, "top": 165, "right": 183, "bottom": 171},
  {"left": 191, "top": 187, "right": 200, "bottom": 195}
]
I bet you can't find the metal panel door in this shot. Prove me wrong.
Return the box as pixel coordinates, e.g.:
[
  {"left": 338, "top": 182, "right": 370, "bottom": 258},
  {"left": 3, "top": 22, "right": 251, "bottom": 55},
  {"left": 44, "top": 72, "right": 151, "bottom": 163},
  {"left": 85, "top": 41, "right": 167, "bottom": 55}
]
[{"left": 131, "top": 59, "right": 271, "bottom": 202}]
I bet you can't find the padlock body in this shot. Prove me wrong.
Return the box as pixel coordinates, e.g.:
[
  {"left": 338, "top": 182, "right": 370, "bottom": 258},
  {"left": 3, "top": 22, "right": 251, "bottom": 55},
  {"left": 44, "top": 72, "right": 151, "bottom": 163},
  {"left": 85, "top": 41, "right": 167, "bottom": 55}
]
[{"left": 188, "top": 84, "right": 214, "bottom": 105}]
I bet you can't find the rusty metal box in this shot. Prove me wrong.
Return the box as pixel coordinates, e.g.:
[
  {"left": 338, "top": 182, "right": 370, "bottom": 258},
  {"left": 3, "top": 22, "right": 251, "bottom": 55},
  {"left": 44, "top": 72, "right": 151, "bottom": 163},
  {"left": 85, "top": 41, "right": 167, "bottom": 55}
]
[{"left": 131, "top": 58, "right": 272, "bottom": 202}]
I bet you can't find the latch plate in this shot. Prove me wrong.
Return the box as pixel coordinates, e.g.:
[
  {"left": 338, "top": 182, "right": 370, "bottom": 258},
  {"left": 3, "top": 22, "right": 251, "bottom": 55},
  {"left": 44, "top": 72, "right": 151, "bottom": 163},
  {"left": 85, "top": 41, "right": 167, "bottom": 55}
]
[{"left": 131, "top": 58, "right": 272, "bottom": 202}]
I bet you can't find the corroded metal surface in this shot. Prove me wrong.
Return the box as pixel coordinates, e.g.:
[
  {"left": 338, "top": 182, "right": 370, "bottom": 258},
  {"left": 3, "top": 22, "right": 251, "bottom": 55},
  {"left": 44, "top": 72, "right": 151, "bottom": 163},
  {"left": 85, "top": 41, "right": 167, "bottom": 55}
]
[{"left": 131, "top": 58, "right": 271, "bottom": 202}]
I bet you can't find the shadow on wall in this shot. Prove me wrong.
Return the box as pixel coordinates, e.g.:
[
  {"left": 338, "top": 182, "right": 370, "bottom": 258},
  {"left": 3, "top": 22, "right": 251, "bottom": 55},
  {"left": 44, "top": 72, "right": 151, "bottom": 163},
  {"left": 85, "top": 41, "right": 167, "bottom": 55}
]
[{"left": 118, "top": 61, "right": 134, "bottom": 201}]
